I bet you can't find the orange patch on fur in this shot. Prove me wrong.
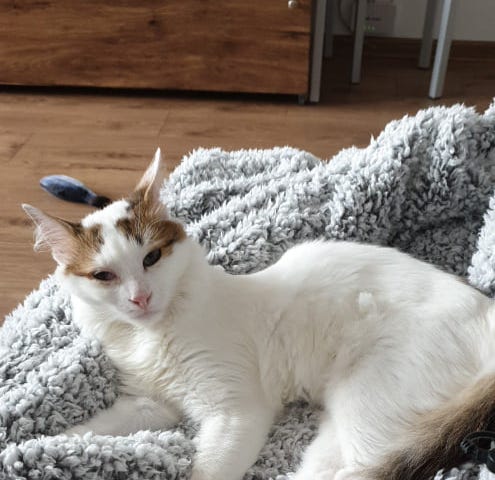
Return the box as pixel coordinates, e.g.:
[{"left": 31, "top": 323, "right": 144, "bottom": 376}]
[
  {"left": 116, "top": 189, "right": 186, "bottom": 254},
  {"left": 63, "top": 223, "right": 104, "bottom": 277}
]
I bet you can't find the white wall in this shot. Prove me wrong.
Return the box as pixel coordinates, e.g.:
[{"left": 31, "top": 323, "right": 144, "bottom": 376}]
[{"left": 332, "top": 0, "right": 495, "bottom": 42}]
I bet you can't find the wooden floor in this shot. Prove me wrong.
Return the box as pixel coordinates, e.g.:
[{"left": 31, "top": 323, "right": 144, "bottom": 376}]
[{"left": 1, "top": 37, "right": 494, "bottom": 321}]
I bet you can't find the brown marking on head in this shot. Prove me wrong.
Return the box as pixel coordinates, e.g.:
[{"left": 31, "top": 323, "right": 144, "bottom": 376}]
[
  {"left": 116, "top": 189, "right": 186, "bottom": 255},
  {"left": 369, "top": 375, "right": 495, "bottom": 480},
  {"left": 115, "top": 148, "right": 186, "bottom": 255},
  {"left": 64, "top": 224, "right": 105, "bottom": 277}
]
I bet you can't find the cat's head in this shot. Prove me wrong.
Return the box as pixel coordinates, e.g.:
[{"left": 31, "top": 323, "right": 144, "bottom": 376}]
[{"left": 23, "top": 149, "right": 190, "bottom": 327}]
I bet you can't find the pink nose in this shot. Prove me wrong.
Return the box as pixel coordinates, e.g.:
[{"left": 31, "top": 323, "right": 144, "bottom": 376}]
[{"left": 130, "top": 292, "right": 152, "bottom": 310}]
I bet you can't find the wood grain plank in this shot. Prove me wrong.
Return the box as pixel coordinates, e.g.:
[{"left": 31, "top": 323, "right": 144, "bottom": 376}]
[
  {"left": 0, "top": 129, "right": 32, "bottom": 162},
  {"left": 0, "top": 92, "right": 170, "bottom": 136}
]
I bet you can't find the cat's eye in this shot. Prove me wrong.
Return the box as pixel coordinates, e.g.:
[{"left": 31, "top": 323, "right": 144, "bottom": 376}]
[
  {"left": 92, "top": 271, "right": 117, "bottom": 282},
  {"left": 143, "top": 248, "right": 162, "bottom": 268}
]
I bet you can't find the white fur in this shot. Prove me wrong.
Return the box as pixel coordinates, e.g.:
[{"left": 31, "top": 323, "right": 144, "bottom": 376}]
[
  {"left": 60, "top": 208, "right": 495, "bottom": 480},
  {"left": 82, "top": 199, "right": 131, "bottom": 229}
]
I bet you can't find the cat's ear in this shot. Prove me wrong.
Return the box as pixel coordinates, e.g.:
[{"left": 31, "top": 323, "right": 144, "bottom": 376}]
[
  {"left": 136, "top": 148, "right": 164, "bottom": 205},
  {"left": 22, "top": 204, "right": 77, "bottom": 265},
  {"left": 134, "top": 148, "right": 168, "bottom": 218}
]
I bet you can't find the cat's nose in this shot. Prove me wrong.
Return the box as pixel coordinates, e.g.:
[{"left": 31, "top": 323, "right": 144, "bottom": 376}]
[{"left": 129, "top": 292, "right": 152, "bottom": 310}]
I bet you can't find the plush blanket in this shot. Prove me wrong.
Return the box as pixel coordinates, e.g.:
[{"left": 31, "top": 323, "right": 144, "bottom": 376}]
[{"left": 2, "top": 102, "right": 495, "bottom": 480}]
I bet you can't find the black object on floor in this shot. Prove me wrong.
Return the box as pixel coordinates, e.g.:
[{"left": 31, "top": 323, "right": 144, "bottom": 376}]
[
  {"left": 40, "top": 175, "right": 111, "bottom": 208},
  {"left": 461, "top": 431, "right": 495, "bottom": 473}
]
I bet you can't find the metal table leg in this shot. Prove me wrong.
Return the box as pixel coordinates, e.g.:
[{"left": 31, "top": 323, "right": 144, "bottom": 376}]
[
  {"left": 429, "top": 0, "right": 456, "bottom": 99},
  {"left": 351, "top": 0, "right": 367, "bottom": 84},
  {"left": 419, "top": 0, "right": 439, "bottom": 68},
  {"left": 309, "top": 0, "right": 328, "bottom": 103}
]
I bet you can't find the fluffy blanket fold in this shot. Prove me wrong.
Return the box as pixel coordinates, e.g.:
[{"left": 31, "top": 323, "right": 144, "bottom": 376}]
[{"left": 2, "top": 101, "right": 495, "bottom": 479}]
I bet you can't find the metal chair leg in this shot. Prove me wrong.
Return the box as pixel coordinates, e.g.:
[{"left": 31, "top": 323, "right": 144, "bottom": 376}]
[
  {"left": 429, "top": 0, "right": 456, "bottom": 99},
  {"left": 419, "top": 0, "right": 439, "bottom": 68},
  {"left": 324, "top": 0, "right": 334, "bottom": 58},
  {"left": 309, "top": 0, "right": 328, "bottom": 103},
  {"left": 351, "top": 0, "right": 367, "bottom": 84}
]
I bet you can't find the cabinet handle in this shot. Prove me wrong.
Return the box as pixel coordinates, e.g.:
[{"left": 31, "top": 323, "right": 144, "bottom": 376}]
[{"left": 288, "top": 0, "right": 299, "bottom": 8}]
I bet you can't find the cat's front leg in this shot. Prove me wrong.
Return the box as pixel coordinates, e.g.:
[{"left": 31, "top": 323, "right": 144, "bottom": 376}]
[
  {"left": 190, "top": 405, "right": 275, "bottom": 480},
  {"left": 66, "top": 395, "right": 179, "bottom": 437}
]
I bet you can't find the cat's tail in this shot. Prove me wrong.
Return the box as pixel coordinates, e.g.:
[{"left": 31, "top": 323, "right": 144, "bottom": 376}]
[{"left": 368, "top": 374, "right": 495, "bottom": 480}]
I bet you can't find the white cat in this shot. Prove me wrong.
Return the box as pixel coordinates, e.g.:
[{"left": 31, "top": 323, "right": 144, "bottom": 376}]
[{"left": 24, "top": 149, "right": 495, "bottom": 480}]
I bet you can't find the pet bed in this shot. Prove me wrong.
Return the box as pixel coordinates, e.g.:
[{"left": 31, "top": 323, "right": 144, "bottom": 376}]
[{"left": 2, "top": 101, "right": 495, "bottom": 479}]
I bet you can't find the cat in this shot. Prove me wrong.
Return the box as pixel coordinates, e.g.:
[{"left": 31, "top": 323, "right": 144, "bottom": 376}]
[{"left": 23, "top": 148, "right": 495, "bottom": 480}]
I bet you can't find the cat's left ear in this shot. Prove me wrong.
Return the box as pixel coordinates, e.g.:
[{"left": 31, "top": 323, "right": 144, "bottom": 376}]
[
  {"left": 136, "top": 148, "right": 165, "bottom": 208},
  {"left": 22, "top": 204, "right": 78, "bottom": 265}
]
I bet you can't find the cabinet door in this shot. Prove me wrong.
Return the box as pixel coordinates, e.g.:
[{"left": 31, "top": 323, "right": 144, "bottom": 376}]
[{"left": 0, "top": 0, "right": 312, "bottom": 95}]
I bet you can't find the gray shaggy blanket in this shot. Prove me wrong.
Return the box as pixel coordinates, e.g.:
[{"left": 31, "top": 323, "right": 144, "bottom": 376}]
[{"left": 2, "top": 101, "right": 495, "bottom": 480}]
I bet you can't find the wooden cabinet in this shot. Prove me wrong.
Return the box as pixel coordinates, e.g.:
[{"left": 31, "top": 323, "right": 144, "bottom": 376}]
[{"left": 0, "top": 1, "right": 314, "bottom": 97}]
